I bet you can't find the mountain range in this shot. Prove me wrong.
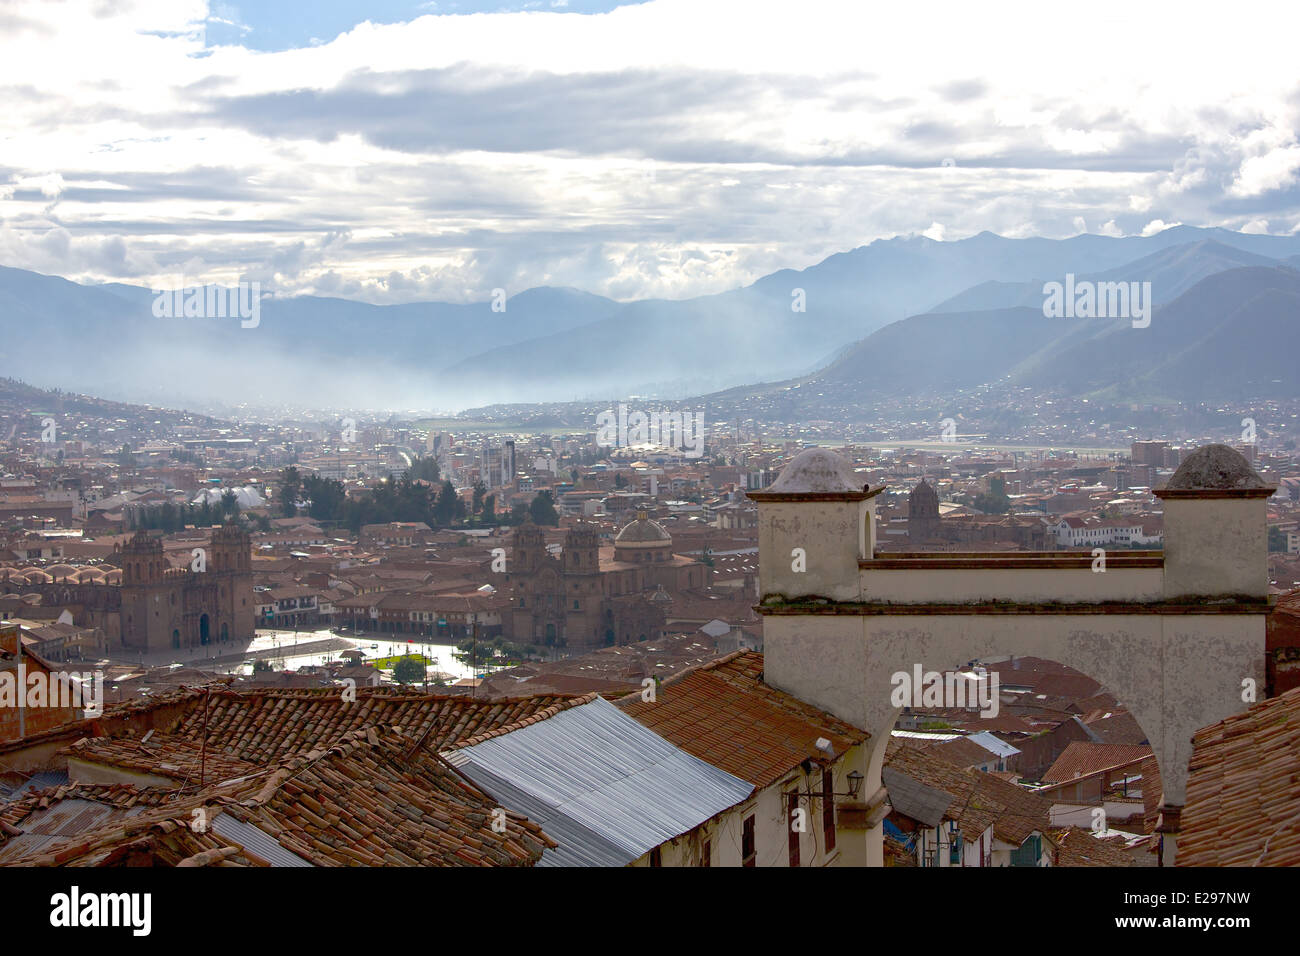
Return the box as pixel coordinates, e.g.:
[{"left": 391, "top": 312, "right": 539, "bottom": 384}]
[{"left": 2, "top": 226, "right": 1299, "bottom": 414}]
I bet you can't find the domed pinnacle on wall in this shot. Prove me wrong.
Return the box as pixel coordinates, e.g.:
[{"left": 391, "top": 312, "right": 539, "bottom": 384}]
[
  {"left": 747, "top": 447, "right": 884, "bottom": 502},
  {"left": 1155, "top": 443, "right": 1274, "bottom": 496}
]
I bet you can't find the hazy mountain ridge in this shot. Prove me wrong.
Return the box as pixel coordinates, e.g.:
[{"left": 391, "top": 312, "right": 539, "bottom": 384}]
[
  {"left": 5, "top": 226, "right": 1300, "bottom": 412},
  {"left": 716, "top": 263, "right": 1300, "bottom": 420},
  {"left": 926, "top": 240, "right": 1284, "bottom": 313},
  {"left": 435, "top": 228, "right": 1300, "bottom": 404}
]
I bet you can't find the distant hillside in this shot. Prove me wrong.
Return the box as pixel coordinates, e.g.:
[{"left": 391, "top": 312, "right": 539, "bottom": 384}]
[
  {"left": 5, "top": 225, "right": 1300, "bottom": 411},
  {"left": 0, "top": 269, "right": 617, "bottom": 411},
  {"left": 764, "top": 264, "right": 1300, "bottom": 414},
  {"left": 0, "top": 376, "right": 222, "bottom": 435},
  {"left": 419, "top": 228, "right": 1300, "bottom": 405},
  {"left": 928, "top": 240, "right": 1283, "bottom": 313}
]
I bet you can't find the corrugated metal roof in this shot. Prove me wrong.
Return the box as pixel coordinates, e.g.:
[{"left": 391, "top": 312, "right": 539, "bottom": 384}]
[
  {"left": 212, "top": 813, "right": 313, "bottom": 867},
  {"left": 0, "top": 798, "right": 146, "bottom": 862},
  {"left": 445, "top": 696, "right": 753, "bottom": 867},
  {"left": 967, "top": 730, "right": 1021, "bottom": 758},
  {"left": 450, "top": 762, "right": 629, "bottom": 867},
  {"left": 1, "top": 770, "right": 69, "bottom": 801}
]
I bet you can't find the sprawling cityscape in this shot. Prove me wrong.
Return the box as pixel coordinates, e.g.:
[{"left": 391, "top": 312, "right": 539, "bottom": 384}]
[{"left": 0, "top": 0, "right": 1293, "bottom": 940}]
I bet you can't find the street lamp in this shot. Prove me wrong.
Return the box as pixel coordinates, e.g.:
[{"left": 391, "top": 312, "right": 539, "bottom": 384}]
[
  {"left": 846, "top": 771, "right": 864, "bottom": 798},
  {"left": 792, "top": 766, "right": 864, "bottom": 800}
]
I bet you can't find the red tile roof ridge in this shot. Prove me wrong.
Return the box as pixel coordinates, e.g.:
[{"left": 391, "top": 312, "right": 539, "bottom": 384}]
[
  {"left": 3, "top": 725, "right": 556, "bottom": 866},
  {"left": 648, "top": 648, "right": 753, "bottom": 690},
  {"left": 618, "top": 653, "right": 868, "bottom": 788},
  {"left": 0, "top": 685, "right": 213, "bottom": 755},
  {"left": 449, "top": 692, "right": 601, "bottom": 750}
]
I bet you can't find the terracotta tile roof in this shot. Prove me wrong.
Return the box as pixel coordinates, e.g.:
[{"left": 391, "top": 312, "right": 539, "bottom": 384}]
[
  {"left": 159, "top": 687, "right": 587, "bottom": 766},
  {"left": 1180, "top": 684, "right": 1300, "bottom": 866},
  {"left": 1031, "top": 673, "right": 1105, "bottom": 700},
  {"left": 63, "top": 735, "right": 259, "bottom": 785},
  {"left": 1, "top": 728, "right": 553, "bottom": 867},
  {"left": 884, "top": 741, "right": 1051, "bottom": 847},
  {"left": 1042, "top": 742, "right": 1153, "bottom": 784},
  {"left": 1048, "top": 826, "right": 1137, "bottom": 867},
  {"left": 1082, "top": 710, "right": 1149, "bottom": 746},
  {"left": 617, "top": 651, "right": 868, "bottom": 788},
  {"left": 0, "top": 686, "right": 209, "bottom": 756},
  {"left": 944, "top": 714, "right": 1037, "bottom": 735},
  {"left": 479, "top": 673, "right": 641, "bottom": 699},
  {"left": 928, "top": 736, "right": 997, "bottom": 770}
]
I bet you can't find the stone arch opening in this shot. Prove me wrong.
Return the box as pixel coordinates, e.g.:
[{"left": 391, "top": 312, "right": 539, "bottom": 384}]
[
  {"left": 876, "top": 649, "right": 1161, "bottom": 854},
  {"left": 752, "top": 443, "right": 1274, "bottom": 867}
]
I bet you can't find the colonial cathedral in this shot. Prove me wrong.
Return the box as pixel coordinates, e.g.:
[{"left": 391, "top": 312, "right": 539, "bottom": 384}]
[
  {"left": 118, "top": 524, "right": 255, "bottom": 653},
  {"left": 506, "top": 513, "right": 705, "bottom": 649},
  {"left": 0, "top": 525, "right": 256, "bottom": 655}
]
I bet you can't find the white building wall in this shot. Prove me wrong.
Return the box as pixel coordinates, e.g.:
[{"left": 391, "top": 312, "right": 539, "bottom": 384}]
[{"left": 630, "top": 747, "right": 864, "bottom": 866}]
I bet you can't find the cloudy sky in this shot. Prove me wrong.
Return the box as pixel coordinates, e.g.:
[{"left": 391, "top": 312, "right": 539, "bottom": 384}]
[{"left": 3, "top": 0, "right": 1300, "bottom": 304}]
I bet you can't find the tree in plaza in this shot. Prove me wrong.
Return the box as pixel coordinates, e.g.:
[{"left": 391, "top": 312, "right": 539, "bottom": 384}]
[{"left": 392, "top": 655, "right": 426, "bottom": 685}]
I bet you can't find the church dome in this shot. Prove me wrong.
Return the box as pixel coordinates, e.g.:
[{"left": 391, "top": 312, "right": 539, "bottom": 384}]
[
  {"left": 1162, "top": 444, "right": 1268, "bottom": 492},
  {"left": 767, "top": 447, "right": 865, "bottom": 495},
  {"left": 615, "top": 512, "right": 673, "bottom": 547}
]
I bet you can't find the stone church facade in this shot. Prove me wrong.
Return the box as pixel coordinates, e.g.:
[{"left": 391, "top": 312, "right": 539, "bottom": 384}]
[
  {"left": 118, "top": 525, "right": 255, "bottom": 653},
  {"left": 0, "top": 525, "right": 256, "bottom": 655},
  {"left": 506, "top": 514, "right": 704, "bottom": 649}
]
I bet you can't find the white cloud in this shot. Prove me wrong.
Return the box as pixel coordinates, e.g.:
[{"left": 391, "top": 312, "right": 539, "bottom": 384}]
[
  {"left": 1232, "top": 144, "right": 1300, "bottom": 197},
  {"left": 1, "top": 0, "right": 1300, "bottom": 301},
  {"left": 1141, "top": 219, "right": 1181, "bottom": 237}
]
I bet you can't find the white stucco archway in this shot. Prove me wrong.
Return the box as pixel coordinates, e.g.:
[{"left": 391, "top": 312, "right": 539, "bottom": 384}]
[{"left": 751, "top": 445, "right": 1274, "bottom": 867}]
